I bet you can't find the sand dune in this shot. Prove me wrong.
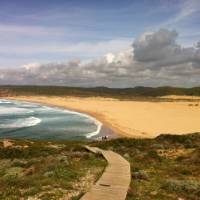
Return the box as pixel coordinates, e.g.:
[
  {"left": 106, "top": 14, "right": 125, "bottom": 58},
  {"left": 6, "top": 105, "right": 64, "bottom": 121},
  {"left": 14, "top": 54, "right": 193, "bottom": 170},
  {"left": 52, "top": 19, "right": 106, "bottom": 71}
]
[
  {"left": 159, "top": 95, "right": 200, "bottom": 100},
  {"left": 8, "top": 96, "right": 200, "bottom": 138}
]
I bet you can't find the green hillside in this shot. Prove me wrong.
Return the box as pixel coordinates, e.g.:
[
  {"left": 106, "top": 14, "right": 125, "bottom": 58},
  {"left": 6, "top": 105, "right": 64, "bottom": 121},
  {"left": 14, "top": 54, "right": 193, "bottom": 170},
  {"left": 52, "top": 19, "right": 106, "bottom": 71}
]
[
  {"left": 94, "top": 133, "right": 200, "bottom": 200},
  {"left": 1, "top": 85, "right": 200, "bottom": 99},
  {"left": 1, "top": 133, "right": 200, "bottom": 200}
]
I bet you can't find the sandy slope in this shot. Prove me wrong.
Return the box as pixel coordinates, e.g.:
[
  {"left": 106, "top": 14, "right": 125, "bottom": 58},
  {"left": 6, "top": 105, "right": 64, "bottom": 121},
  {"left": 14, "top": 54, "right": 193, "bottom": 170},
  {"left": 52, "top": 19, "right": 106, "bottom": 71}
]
[
  {"left": 8, "top": 96, "right": 200, "bottom": 138},
  {"left": 159, "top": 95, "right": 200, "bottom": 100}
]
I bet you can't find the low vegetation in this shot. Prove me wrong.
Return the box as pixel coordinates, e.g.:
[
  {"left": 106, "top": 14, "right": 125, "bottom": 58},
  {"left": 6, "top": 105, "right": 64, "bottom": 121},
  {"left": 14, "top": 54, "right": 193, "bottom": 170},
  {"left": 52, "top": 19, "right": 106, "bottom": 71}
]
[
  {"left": 93, "top": 133, "right": 200, "bottom": 200},
  {"left": 1, "top": 85, "right": 200, "bottom": 99},
  {"left": 1, "top": 133, "right": 200, "bottom": 199},
  {"left": 0, "top": 140, "right": 106, "bottom": 200}
]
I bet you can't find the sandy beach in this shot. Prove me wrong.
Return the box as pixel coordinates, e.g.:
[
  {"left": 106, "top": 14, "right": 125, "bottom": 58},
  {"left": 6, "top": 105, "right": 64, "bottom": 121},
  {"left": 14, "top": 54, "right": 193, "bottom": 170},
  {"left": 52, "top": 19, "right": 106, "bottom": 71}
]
[{"left": 8, "top": 95, "right": 200, "bottom": 138}]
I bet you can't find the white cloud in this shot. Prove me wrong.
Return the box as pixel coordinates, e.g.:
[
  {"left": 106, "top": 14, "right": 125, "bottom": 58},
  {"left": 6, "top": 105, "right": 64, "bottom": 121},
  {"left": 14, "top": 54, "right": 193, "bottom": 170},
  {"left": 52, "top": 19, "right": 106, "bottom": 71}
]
[
  {"left": 133, "top": 29, "right": 197, "bottom": 69},
  {"left": 0, "top": 29, "right": 200, "bottom": 87}
]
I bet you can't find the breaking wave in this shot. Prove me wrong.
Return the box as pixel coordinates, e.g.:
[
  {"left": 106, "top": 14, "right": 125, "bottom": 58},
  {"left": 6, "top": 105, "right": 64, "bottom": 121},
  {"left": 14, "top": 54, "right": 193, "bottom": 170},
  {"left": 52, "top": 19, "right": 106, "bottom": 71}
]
[
  {"left": 0, "top": 99, "right": 102, "bottom": 139},
  {"left": 0, "top": 117, "right": 41, "bottom": 129},
  {"left": 0, "top": 107, "right": 34, "bottom": 115},
  {"left": 0, "top": 100, "right": 12, "bottom": 104},
  {"left": 61, "top": 109, "right": 102, "bottom": 138}
]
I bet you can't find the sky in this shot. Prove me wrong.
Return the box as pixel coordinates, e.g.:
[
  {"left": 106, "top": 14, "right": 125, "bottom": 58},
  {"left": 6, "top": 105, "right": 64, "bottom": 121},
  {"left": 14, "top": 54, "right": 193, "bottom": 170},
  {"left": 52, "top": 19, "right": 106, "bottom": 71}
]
[{"left": 0, "top": 0, "right": 200, "bottom": 87}]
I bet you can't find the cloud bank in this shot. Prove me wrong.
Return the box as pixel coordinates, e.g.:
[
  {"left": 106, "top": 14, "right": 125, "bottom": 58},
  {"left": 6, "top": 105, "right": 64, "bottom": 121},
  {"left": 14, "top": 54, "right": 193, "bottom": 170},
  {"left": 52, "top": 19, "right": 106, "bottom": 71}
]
[{"left": 0, "top": 29, "right": 200, "bottom": 87}]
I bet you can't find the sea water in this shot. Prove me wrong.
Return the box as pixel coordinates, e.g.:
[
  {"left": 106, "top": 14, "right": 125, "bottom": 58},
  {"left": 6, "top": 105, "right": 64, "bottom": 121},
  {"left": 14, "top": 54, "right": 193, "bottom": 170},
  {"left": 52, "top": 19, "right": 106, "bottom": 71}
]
[{"left": 0, "top": 99, "right": 102, "bottom": 140}]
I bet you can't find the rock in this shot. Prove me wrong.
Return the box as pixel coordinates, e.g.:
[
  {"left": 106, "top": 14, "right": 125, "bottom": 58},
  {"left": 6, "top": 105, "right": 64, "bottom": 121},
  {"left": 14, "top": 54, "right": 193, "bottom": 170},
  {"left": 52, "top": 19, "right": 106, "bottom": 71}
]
[
  {"left": 123, "top": 153, "right": 130, "bottom": 159},
  {"left": 134, "top": 149, "right": 141, "bottom": 154},
  {"left": 132, "top": 170, "right": 149, "bottom": 181},
  {"left": 27, "top": 197, "right": 38, "bottom": 200},
  {"left": 150, "top": 191, "right": 158, "bottom": 196},
  {"left": 59, "top": 156, "right": 69, "bottom": 165},
  {"left": 44, "top": 171, "right": 54, "bottom": 177}
]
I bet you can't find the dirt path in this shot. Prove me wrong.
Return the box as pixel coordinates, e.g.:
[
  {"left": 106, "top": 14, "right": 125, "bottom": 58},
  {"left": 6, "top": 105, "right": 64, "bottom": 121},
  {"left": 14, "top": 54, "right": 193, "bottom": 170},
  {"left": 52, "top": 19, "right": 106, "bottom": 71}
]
[{"left": 81, "top": 146, "right": 131, "bottom": 200}]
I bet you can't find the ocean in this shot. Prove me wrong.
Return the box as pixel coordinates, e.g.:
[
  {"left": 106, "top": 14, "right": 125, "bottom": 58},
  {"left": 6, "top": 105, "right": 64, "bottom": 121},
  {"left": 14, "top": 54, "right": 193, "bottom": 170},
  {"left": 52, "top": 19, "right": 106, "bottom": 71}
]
[{"left": 0, "top": 99, "right": 102, "bottom": 140}]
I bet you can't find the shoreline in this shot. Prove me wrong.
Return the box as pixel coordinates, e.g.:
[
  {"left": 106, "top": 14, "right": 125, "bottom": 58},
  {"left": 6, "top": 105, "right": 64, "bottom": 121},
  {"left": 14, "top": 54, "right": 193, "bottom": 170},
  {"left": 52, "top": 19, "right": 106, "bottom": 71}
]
[
  {"left": 6, "top": 95, "right": 200, "bottom": 138},
  {"left": 7, "top": 96, "right": 128, "bottom": 138},
  {"left": 3, "top": 97, "right": 119, "bottom": 139}
]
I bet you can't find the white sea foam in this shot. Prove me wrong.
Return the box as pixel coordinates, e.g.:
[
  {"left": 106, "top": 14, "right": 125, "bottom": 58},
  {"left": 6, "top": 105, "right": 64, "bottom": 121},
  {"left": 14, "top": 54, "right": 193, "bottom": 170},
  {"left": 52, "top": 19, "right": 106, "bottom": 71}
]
[
  {"left": 19, "top": 104, "right": 40, "bottom": 108},
  {"left": 61, "top": 109, "right": 102, "bottom": 138},
  {"left": 0, "top": 117, "right": 41, "bottom": 128},
  {"left": 0, "top": 107, "right": 34, "bottom": 115},
  {"left": 0, "top": 99, "right": 12, "bottom": 104},
  {"left": 1, "top": 99, "right": 102, "bottom": 138},
  {"left": 28, "top": 104, "right": 102, "bottom": 138},
  {"left": 86, "top": 119, "right": 102, "bottom": 138}
]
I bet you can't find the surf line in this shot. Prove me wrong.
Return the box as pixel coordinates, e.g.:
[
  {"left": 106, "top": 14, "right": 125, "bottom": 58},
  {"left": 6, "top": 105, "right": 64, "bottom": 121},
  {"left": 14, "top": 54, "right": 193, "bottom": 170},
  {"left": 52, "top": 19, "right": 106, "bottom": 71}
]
[
  {"left": 2, "top": 98, "right": 103, "bottom": 139},
  {"left": 61, "top": 109, "right": 103, "bottom": 138}
]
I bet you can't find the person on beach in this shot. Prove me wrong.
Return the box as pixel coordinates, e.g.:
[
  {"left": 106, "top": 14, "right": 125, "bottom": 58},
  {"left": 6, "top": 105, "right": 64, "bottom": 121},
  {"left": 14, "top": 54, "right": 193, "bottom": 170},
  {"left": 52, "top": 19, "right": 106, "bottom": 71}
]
[{"left": 102, "top": 135, "right": 109, "bottom": 140}]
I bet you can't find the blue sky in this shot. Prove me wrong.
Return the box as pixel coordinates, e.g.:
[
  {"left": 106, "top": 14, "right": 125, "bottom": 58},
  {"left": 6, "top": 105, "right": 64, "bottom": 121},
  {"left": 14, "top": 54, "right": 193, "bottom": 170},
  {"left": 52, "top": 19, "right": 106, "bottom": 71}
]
[
  {"left": 0, "top": 0, "right": 199, "bottom": 67},
  {"left": 0, "top": 0, "right": 200, "bottom": 87}
]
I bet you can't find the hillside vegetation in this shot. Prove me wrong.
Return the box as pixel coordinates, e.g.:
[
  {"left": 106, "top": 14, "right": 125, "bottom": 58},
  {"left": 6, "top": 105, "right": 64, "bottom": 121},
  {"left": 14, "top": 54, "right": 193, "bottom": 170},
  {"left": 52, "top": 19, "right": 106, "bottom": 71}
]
[
  {"left": 0, "top": 140, "right": 106, "bottom": 200},
  {"left": 0, "top": 133, "right": 200, "bottom": 200},
  {"left": 93, "top": 133, "right": 200, "bottom": 200},
  {"left": 1, "top": 85, "right": 200, "bottom": 99}
]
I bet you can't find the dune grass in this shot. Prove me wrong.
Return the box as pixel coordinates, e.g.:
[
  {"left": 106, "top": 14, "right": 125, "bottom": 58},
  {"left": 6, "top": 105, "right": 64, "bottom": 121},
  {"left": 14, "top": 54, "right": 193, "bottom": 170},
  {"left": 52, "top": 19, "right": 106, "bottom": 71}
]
[
  {"left": 1, "top": 133, "right": 200, "bottom": 200},
  {"left": 0, "top": 140, "right": 106, "bottom": 200},
  {"left": 93, "top": 133, "right": 200, "bottom": 200}
]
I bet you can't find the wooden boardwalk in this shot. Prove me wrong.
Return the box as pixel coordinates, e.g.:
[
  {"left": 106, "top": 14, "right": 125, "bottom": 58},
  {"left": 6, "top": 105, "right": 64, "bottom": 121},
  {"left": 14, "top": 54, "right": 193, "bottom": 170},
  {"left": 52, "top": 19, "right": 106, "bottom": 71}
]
[{"left": 81, "top": 146, "right": 131, "bottom": 200}]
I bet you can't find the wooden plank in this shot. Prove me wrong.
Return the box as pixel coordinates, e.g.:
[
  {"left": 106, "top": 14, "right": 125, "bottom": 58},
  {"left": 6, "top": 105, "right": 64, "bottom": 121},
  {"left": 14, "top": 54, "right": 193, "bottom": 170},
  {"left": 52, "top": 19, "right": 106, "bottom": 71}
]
[{"left": 81, "top": 146, "right": 131, "bottom": 200}]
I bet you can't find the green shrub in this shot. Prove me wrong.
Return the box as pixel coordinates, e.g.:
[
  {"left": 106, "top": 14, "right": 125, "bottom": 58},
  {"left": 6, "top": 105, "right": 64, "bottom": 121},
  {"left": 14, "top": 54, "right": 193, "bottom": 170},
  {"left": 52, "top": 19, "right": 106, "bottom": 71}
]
[
  {"left": 162, "top": 179, "right": 200, "bottom": 194},
  {"left": 145, "top": 150, "right": 163, "bottom": 162},
  {"left": 53, "top": 164, "right": 80, "bottom": 182},
  {"left": 180, "top": 169, "right": 192, "bottom": 176},
  {"left": 0, "top": 146, "right": 59, "bottom": 159}
]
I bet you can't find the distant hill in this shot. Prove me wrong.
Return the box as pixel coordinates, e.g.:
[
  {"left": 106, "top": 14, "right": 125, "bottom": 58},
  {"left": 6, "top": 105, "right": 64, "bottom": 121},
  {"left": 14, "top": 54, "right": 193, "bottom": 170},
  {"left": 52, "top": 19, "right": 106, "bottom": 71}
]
[
  {"left": 0, "top": 88, "right": 9, "bottom": 97},
  {"left": 0, "top": 85, "right": 200, "bottom": 98}
]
